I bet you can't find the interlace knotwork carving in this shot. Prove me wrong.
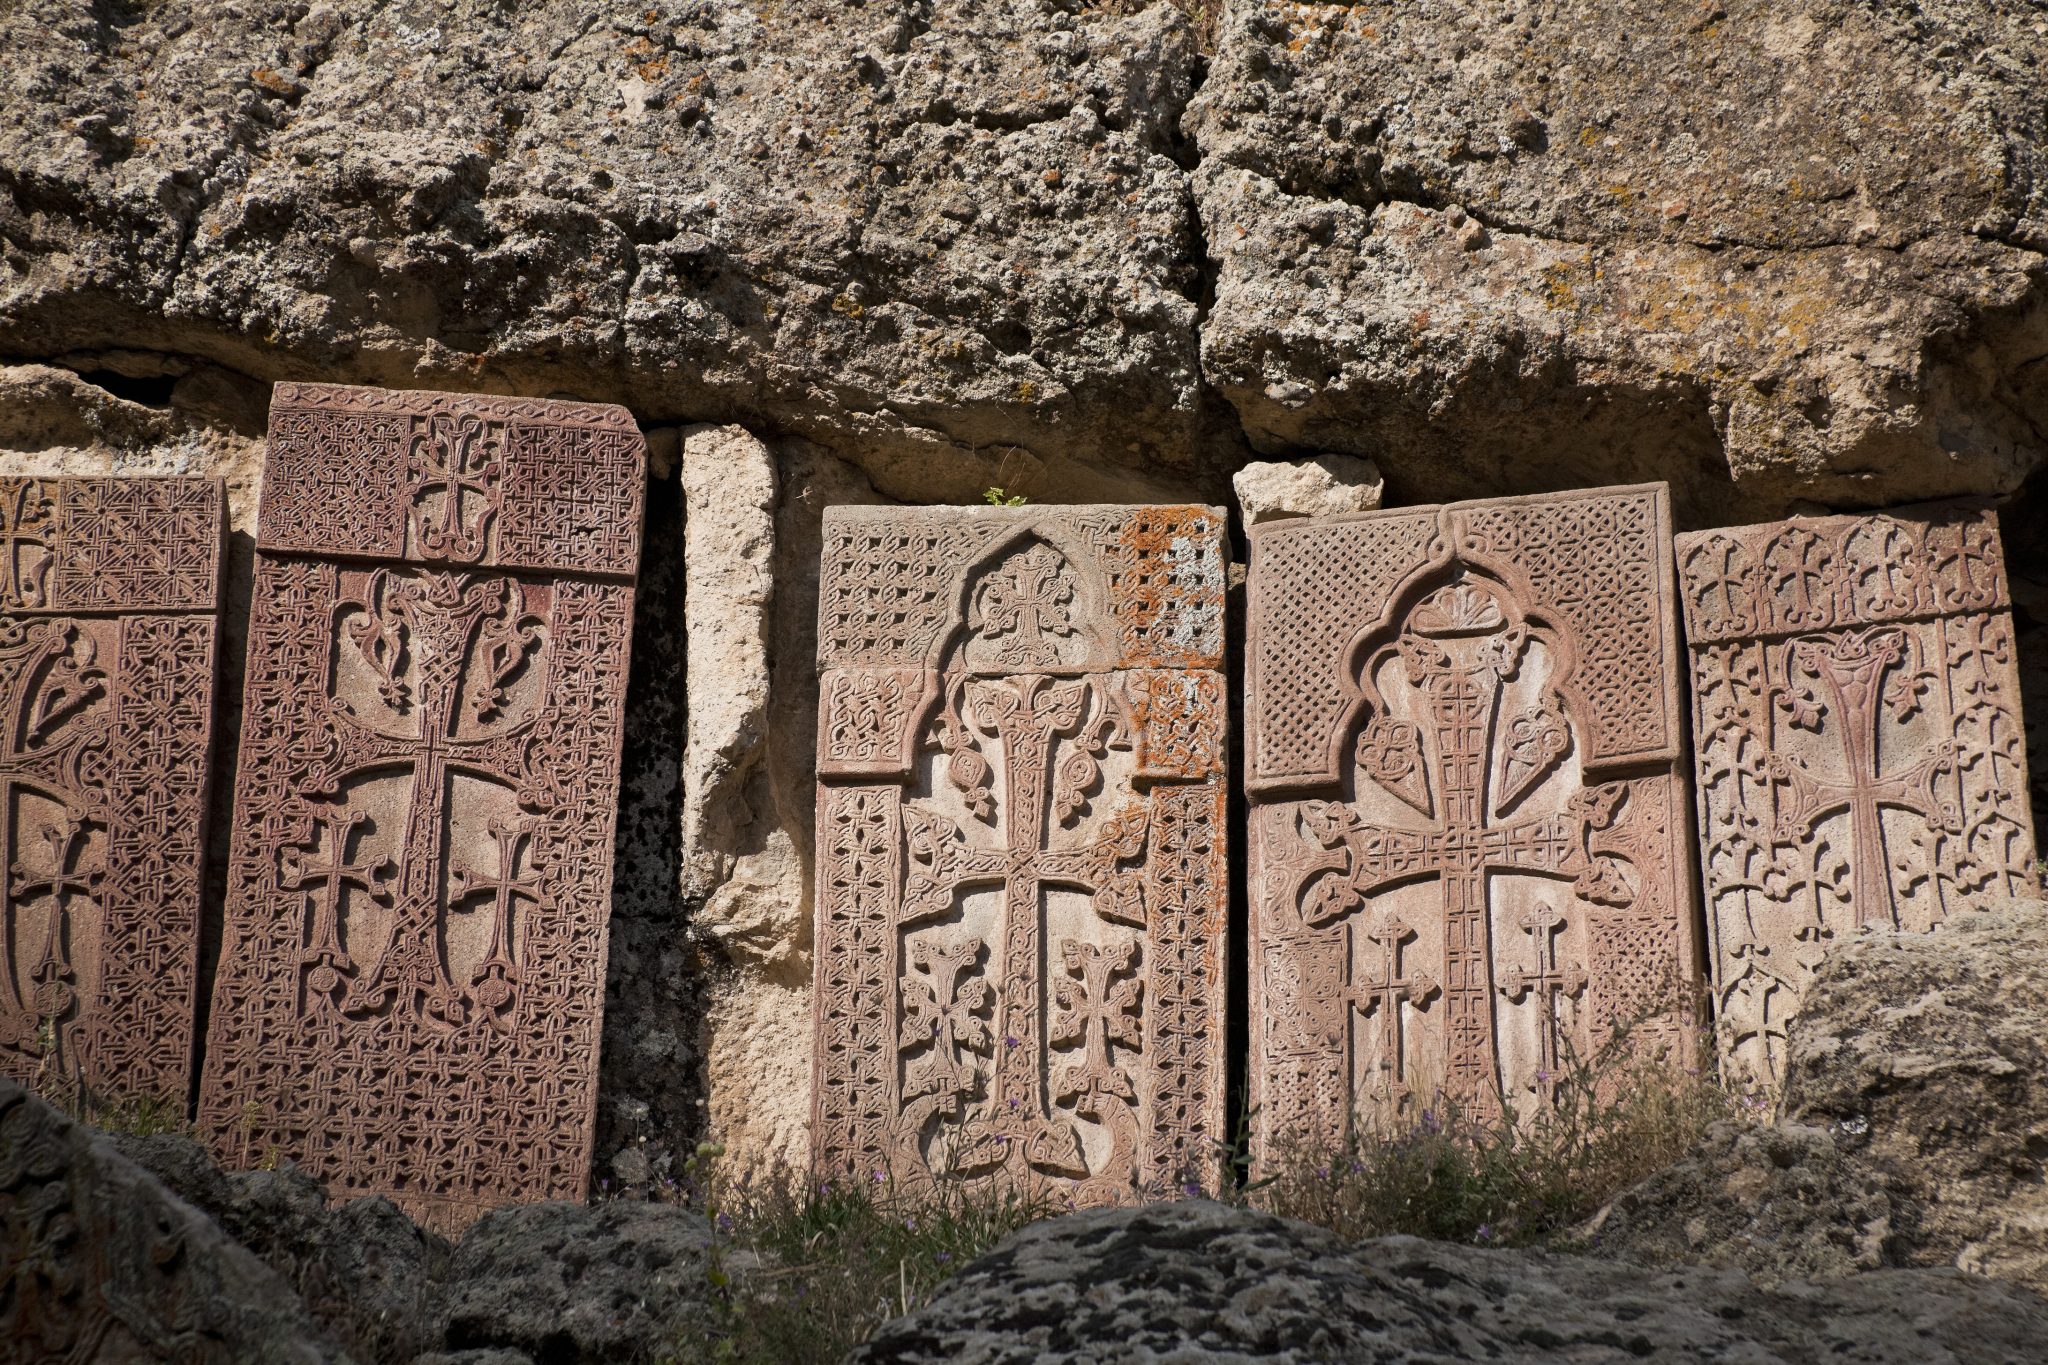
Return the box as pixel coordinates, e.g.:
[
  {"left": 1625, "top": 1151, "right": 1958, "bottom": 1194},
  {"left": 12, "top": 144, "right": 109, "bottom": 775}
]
[
  {"left": 0, "top": 478, "right": 221, "bottom": 1110},
  {"left": 812, "top": 506, "right": 1228, "bottom": 1203},
  {"left": 1249, "top": 487, "right": 1698, "bottom": 1165},
  {"left": 199, "top": 388, "right": 643, "bottom": 1233},
  {"left": 1678, "top": 503, "right": 2038, "bottom": 1093}
]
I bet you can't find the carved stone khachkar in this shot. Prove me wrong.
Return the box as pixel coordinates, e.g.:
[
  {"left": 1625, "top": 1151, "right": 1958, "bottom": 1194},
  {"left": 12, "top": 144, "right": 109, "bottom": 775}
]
[
  {"left": 812, "top": 504, "right": 1228, "bottom": 1204},
  {"left": 1246, "top": 485, "right": 1701, "bottom": 1161},
  {"left": 0, "top": 477, "right": 222, "bottom": 1108},
  {"left": 1677, "top": 503, "right": 2039, "bottom": 1092},
  {"left": 198, "top": 384, "right": 644, "bottom": 1233}
]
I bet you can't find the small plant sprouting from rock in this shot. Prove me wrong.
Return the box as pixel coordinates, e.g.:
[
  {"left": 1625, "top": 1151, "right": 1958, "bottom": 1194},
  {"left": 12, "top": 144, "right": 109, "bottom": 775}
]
[{"left": 982, "top": 486, "right": 1028, "bottom": 507}]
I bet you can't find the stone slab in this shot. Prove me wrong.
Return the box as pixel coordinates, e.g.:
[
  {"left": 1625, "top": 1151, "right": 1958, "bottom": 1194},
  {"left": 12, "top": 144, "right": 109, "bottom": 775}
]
[
  {"left": 198, "top": 384, "right": 644, "bottom": 1234},
  {"left": 0, "top": 476, "right": 223, "bottom": 1109},
  {"left": 1676, "top": 502, "right": 2039, "bottom": 1092},
  {"left": 1246, "top": 484, "right": 1700, "bottom": 1162},
  {"left": 812, "top": 504, "right": 1228, "bottom": 1203}
]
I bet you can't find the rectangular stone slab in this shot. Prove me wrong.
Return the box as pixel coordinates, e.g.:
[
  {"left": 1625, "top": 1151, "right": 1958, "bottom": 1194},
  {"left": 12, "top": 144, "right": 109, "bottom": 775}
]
[
  {"left": 1246, "top": 484, "right": 1700, "bottom": 1163},
  {"left": 198, "top": 384, "right": 644, "bottom": 1233},
  {"left": 812, "top": 504, "right": 1229, "bottom": 1203},
  {"left": 1677, "top": 502, "right": 2039, "bottom": 1093},
  {"left": 0, "top": 476, "right": 223, "bottom": 1110}
]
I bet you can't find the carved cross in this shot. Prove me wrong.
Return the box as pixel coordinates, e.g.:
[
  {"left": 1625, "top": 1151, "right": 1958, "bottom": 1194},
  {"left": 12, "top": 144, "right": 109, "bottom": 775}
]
[
  {"left": 970, "top": 545, "right": 1078, "bottom": 668},
  {"left": 322, "top": 570, "right": 542, "bottom": 1026},
  {"left": 1347, "top": 914, "right": 1438, "bottom": 1111},
  {"left": 0, "top": 622, "right": 106, "bottom": 1052},
  {"left": 13, "top": 819, "right": 103, "bottom": 1022},
  {"left": 1764, "top": 528, "right": 1834, "bottom": 628},
  {"left": 1051, "top": 938, "right": 1142, "bottom": 1117},
  {"left": 0, "top": 481, "right": 54, "bottom": 611},
  {"left": 902, "top": 673, "right": 1147, "bottom": 1180},
  {"left": 1497, "top": 902, "right": 1588, "bottom": 1105},
  {"left": 281, "top": 809, "right": 393, "bottom": 1001},
  {"left": 1774, "top": 628, "right": 1954, "bottom": 929},
  {"left": 450, "top": 817, "right": 548, "bottom": 1022},
  {"left": 406, "top": 412, "right": 501, "bottom": 561}
]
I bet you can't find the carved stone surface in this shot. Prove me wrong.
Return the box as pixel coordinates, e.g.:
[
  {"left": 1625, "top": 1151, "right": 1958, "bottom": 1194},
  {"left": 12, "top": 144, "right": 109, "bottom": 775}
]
[
  {"left": 1676, "top": 503, "right": 2039, "bottom": 1093},
  {"left": 812, "top": 504, "right": 1228, "bottom": 1204},
  {"left": 198, "top": 384, "right": 644, "bottom": 1234},
  {"left": 0, "top": 476, "right": 222, "bottom": 1108},
  {"left": 1246, "top": 485, "right": 1700, "bottom": 1161},
  {"left": 1, "top": 1077, "right": 344, "bottom": 1364}
]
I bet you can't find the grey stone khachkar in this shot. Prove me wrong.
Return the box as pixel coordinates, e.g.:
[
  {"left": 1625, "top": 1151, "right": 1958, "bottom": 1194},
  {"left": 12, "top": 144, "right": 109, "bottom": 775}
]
[
  {"left": 1677, "top": 502, "right": 2039, "bottom": 1092},
  {"left": 0, "top": 476, "right": 223, "bottom": 1110},
  {"left": 811, "top": 504, "right": 1229, "bottom": 1204},
  {"left": 199, "top": 383, "right": 645, "bottom": 1234},
  {"left": 1247, "top": 484, "right": 1702, "bottom": 1162}
]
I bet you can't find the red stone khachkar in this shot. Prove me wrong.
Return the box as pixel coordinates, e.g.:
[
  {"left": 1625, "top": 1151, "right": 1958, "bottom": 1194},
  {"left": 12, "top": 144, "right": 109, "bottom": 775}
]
[
  {"left": 1246, "top": 484, "right": 1701, "bottom": 1162},
  {"left": 0, "top": 478, "right": 222, "bottom": 1108},
  {"left": 1677, "top": 503, "right": 2038, "bottom": 1092},
  {"left": 812, "top": 504, "right": 1229, "bottom": 1203},
  {"left": 198, "top": 384, "right": 643, "bottom": 1233}
]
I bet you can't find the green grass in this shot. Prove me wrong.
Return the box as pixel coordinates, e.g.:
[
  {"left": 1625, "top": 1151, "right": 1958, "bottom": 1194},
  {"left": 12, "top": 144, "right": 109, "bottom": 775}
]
[{"left": 671, "top": 1029, "right": 1733, "bottom": 1362}]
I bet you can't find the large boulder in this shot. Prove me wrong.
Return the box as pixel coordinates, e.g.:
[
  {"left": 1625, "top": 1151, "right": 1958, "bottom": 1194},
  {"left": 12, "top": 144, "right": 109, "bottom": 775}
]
[
  {"left": 114, "top": 1132, "right": 445, "bottom": 1362},
  {"left": 0, "top": 1078, "right": 346, "bottom": 1363},
  {"left": 852, "top": 1200, "right": 2048, "bottom": 1364},
  {"left": 1588, "top": 900, "right": 2048, "bottom": 1290},
  {"left": 0, "top": 0, "right": 1213, "bottom": 501},
  {"left": 1187, "top": 0, "right": 2048, "bottom": 520}
]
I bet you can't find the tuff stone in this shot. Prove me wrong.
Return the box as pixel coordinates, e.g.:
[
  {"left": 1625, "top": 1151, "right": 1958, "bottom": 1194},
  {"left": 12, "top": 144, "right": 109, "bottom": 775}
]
[
  {"left": 0, "top": 1077, "right": 345, "bottom": 1364},
  {"left": 0, "top": 475, "right": 223, "bottom": 1109},
  {"left": 1230, "top": 454, "right": 1385, "bottom": 525},
  {"left": 198, "top": 384, "right": 646, "bottom": 1233},
  {"left": 1587, "top": 900, "right": 2048, "bottom": 1295},
  {"left": 1676, "top": 503, "right": 2040, "bottom": 1093},
  {"left": 813, "top": 504, "right": 1229, "bottom": 1201},
  {"left": 1246, "top": 486, "right": 1700, "bottom": 1158},
  {"left": 852, "top": 1200, "right": 2048, "bottom": 1365}
]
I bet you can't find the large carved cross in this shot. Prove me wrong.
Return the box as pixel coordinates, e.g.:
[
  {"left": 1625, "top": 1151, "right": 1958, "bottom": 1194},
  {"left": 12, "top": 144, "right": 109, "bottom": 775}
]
[
  {"left": 1772, "top": 627, "right": 1955, "bottom": 929},
  {"left": 318, "top": 570, "right": 541, "bottom": 1027},
  {"left": 1293, "top": 607, "right": 1602, "bottom": 1118},
  {"left": 902, "top": 673, "right": 1146, "bottom": 1180}
]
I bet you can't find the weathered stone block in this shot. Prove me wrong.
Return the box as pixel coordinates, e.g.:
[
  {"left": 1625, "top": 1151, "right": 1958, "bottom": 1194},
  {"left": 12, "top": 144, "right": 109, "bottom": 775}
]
[
  {"left": 199, "top": 383, "right": 644, "bottom": 1233},
  {"left": 0, "top": 476, "right": 222, "bottom": 1108},
  {"left": 1676, "top": 504, "right": 2039, "bottom": 1092},
  {"left": 1247, "top": 485, "right": 1700, "bottom": 1160},
  {"left": 812, "top": 504, "right": 1228, "bottom": 1203}
]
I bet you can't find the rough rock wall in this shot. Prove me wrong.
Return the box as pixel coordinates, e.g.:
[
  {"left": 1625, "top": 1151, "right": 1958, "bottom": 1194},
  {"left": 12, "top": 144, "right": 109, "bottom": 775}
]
[{"left": 5, "top": 0, "right": 2047, "bottom": 1186}]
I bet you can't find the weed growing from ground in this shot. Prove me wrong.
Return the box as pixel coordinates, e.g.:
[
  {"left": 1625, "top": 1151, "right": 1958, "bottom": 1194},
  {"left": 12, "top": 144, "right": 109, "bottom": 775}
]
[
  {"left": 668, "top": 1031, "right": 1732, "bottom": 1362},
  {"left": 1246, "top": 1028, "right": 1732, "bottom": 1247}
]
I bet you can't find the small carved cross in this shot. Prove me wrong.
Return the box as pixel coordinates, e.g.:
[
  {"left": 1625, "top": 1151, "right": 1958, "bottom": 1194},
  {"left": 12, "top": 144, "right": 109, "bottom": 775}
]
[
  {"left": 13, "top": 819, "right": 103, "bottom": 1020},
  {"left": 1051, "top": 938, "right": 1142, "bottom": 1119},
  {"left": 450, "top": 817, "right": 548, "bottom": 1020},
  {"left": 281, "top": 810, "right": 392, "bottom": 1001},
  {"left": 1349, "top": 914, "right": 1438, "bottom": 1110},
  {"left": 406, "top": 412, "right": 500, "bottom": 561},
  {"left": 1497, "top": 902, "right": 1588, "bottom": 1105}
]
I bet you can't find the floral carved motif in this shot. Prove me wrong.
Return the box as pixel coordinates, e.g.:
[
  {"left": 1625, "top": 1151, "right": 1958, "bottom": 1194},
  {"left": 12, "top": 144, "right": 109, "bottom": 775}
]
[
  {"left": 1677, "top": 504, "right": 2038, "bottom": 1092},
  {"left": 812, "top": 506, "right": 1228, "bottom": 1204},
  {"left": 1246, "top": 486, "right": 1699, "bottom": 1163},
  {"left": 198, "top": 386, "right": 644, "bottom": 1234},
  {"left": 0, "top": 478, "right": 222, "bottom": 1110}
]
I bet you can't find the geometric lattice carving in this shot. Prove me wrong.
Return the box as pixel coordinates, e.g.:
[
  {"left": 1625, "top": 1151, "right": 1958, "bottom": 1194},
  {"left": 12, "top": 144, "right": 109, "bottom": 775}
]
[
  {"left": 812, "top": 504, "right": 1228, "bottom": 1204},
  {"left": 198, "top": 385, "right": 644, "bottom": 1233},
  {"left": 1677, "top": 502, "right": 2039, "bottom": 1093},
  {"left": 1247, "top": 485, "right": 1701, "bottom": 1164},
  {"left": 0, "top": 477, "right": 222, "bottom": 1110}
]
